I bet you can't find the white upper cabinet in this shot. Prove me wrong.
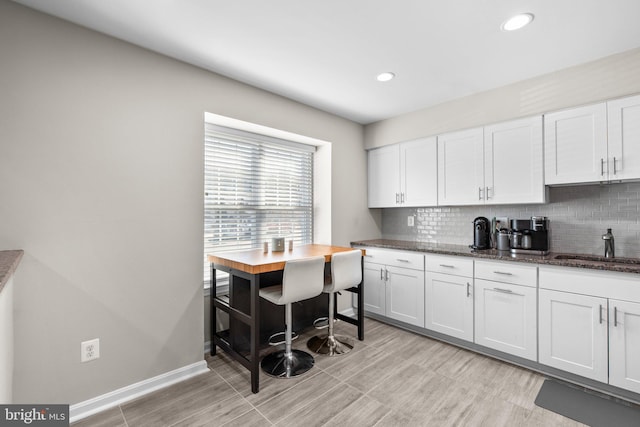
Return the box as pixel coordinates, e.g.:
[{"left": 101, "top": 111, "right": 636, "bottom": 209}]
[
  {"left": 437, "top": 127, "right": 484, "bottom": 205},
  {"left": 544, "top": 103, "right": 608, "bottom": 184},
  {"left": 368, "top": 144, "right": 400, "bottom": 207},
  {"left": 401, "top": 138, "right": 438, "bottom": 207},
  {"left": 607, "top": 94, "right": 640, "bottom": 181},
  {"left": 368, "top": 137, "right": 437, "bottom": 208},
  {"left": 484, "top": 116, "right": 545, "bottom": 204},
  {"left": 545, "top": 94, "right": 640, "bottom": 185},
  {"left": 438, "top": 117, "right": 545, "bottom": 206}
]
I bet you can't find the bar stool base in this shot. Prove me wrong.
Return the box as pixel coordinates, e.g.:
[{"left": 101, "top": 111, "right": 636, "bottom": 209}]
[
  {"left": 261, "top": 349, "right": 315, "bottom": 378},
  {"left": 307, "top": 334, "right": 354, "bottom": 356}
]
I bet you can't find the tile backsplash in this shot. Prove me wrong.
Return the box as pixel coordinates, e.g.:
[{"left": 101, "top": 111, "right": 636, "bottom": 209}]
[{"left": 381, "top": 182, "right": 640, "bottom": 258}]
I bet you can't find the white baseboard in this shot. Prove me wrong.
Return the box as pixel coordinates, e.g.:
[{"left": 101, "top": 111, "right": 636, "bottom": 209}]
[{"left": 69, "top": 360, "right": 209, "bottom": 423}]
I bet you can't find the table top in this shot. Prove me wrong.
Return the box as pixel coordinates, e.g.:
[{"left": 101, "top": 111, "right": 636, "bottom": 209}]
[{"left": 208, "top": 244, "right": 363, "bottom": 274}]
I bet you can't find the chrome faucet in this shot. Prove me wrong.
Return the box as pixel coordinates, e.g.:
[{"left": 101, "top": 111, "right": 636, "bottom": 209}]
[{"left": 602, "top": 228, "right": 615, "bottom": 258}]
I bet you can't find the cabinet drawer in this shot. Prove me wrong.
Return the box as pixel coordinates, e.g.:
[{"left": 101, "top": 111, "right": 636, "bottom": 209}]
[
  {"left": 426, "top": 254, "right": 473, "bottom": 277},
  {"left": 362, "top": 247, "right": 424, "bottom": 271},
  {"left": 475, "top": 260, "right": 537, "bottom": 287}
]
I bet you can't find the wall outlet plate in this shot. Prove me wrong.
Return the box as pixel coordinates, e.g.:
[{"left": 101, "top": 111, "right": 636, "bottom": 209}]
[
  {"left": 81, "top": 338, "right": 100, "bottom": 362},
  {"left": 408, "top": 216, "right": 415, "bottom": 227}
]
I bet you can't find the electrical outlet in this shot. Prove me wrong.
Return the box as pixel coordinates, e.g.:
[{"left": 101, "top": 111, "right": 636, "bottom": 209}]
[
  {"left": 407, "top": 216, "right": 415, "bottom": 227},
  {"left": 81, "top": 338, "right": 100, "bottom": 362}
]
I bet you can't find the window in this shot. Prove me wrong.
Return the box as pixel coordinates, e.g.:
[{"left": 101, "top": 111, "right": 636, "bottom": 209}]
[{"left": 204, "top": 123, "right": 315, "bottom": 288}]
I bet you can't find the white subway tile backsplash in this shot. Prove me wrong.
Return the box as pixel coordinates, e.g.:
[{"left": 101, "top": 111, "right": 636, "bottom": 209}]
[{"left": 381, "top": 182, "right": 640, "bottom": 257}]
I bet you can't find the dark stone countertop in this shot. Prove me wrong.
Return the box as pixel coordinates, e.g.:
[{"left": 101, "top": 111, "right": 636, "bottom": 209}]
[
  {"left": 0, "top": 250, "right": 24, "bottom": 293},
  {"left": 351, "top": 239, "right": 640, "bottom": 275}
]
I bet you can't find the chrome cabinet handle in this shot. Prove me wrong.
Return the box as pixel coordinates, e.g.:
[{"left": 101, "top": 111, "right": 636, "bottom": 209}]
[
  {"left": 486, "top": 186, "right": 491, "bottom": 199},
  {"left": 601, "top": 158, "right": 605, "bottom": 176},
  {"left": 466, "top": 282, "right": 471, "bottom": 297},
  {"left": 384, "top": 269, "right": 389, "bottom": 281},
  {"left": 401, "top": 192, "right": 405, "bottom": 203},
  {"left": 614, "top": 306, "right": 618, "bottom": 327},
  {"left": 478, "top": 187, "right": 483, "bottom": 200},
  {"left": 395, "top": 193, "right": 399, "bottom": 204},
  {"left": 439, "top": 264, "right": 455, "bottom": 268},
  {"left": 493, "top": 287, "right": 513, "bottom": 294},
  {"left": 380, "top": 268, "right": 384, "bottom": 280},
  {"left": 599, "top": 304, "right": 603, "bottom": 324},
  {"left": 397, "top": 259, "right": 410, "bottom": 263},
  {"left": 493, "top": 271, "right": 513, "bottom": 276},
  {"left": 613, "top": 157, "right": 618, "bottom": 175}
]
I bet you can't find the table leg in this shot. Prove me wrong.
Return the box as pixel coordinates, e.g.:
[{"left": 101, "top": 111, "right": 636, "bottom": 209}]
[
  {"left": 250, "top": 274, "right": 260, "bottom": 393},
  {"left": 357, "top": 257, "right": 364, "bottom": 341},
  {"left": 210, "top": 264, "right": 217, "bottom": 356}
]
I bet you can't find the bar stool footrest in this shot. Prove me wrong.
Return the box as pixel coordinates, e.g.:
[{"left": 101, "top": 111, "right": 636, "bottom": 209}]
[
  {"left": 267, "top": 331, "right": 298, "bottom": 346},
  {"left": 312, "top": 317, "right": 330, "bottom": 329}
]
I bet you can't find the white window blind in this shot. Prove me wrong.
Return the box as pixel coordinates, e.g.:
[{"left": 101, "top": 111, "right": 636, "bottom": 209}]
[{"left": 204, "top": 123, "right": 315, "bottom": 287}]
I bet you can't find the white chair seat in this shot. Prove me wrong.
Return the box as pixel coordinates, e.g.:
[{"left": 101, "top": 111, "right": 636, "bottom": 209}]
[{"left": 259, "top": 284, "right": 285, "bottom": 305}]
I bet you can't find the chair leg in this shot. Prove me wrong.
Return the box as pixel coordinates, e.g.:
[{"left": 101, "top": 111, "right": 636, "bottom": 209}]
[
  {"left": 307, "top": 292, "right": 354, "bottom": 356},
  {"left": 261, "top": 303, "right": 315, "bottom": 378}
]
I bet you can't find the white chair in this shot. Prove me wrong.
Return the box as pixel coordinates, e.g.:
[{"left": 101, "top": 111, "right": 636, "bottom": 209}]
[
  {"left": 307, "top": 249, "right": 362, "bottom": 356},
  {"left": 259, "top": 255, "right": 326, "bottom": 378}
]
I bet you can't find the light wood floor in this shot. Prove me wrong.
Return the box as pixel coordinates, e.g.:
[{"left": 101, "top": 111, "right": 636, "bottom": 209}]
[{"left": 72, "top": 318, "right": 585, "bottom": 426}]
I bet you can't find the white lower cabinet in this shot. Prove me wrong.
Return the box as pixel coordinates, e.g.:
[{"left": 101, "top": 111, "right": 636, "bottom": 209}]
[
  {"left": 425, "top": 255, "right": 474, "bottom": 341},
  {"left": 474, "top": 260, "right": 538, "bottom": 361},
  {"left": 475, "top": 280, "right": 537, "bottom": 361},
  {"left": 538, "top": 289, "right": 608, "bottom": 382},
  {"left": 609, "top": 299, "right": 640, "bottom": 394},
  {"left": 361, "top": 248, "right": 425, "bottom": 327},
  {"left": 539, "top": 266, "right": 640, "bottom": 394}
]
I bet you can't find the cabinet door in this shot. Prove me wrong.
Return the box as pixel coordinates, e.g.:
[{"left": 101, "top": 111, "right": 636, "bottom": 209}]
[
  {"left": 474, "top": 280, "right": 537, "bottom": 361},
  {"left": 608, "top": 94, "right": 640, "bottom": 181},
  {"left": 368, "top": 145, "right": 400, "bottom": 207},
  {"left": 609, "top": 299, "right": 640, "bottom": 394},
  {"left": 401, "top": 137, "right": 437, "bottom": 207},
  {"left": 437, "top": 128, "right": 484, "bottom": 206},
  {"left": 539, "top": 289, "right": 608, "bottom": 382},
  {"left": 362, "top": 262, "right": 386, "bottom": 315},
  {"left": 484, "top": 116, "right": 545, "bottom": 204},
  {"left": 385, "top": 266, "right": 425, "bottom": 327},
  {"left": 425, "top": 272, "right": 473, "bottom": 341},
  {"left": 544, "top": 103, "right": 608, "bottom": 185}
]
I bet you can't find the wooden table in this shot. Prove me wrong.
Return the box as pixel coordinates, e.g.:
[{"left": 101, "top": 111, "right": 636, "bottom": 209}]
[{"left": 208, "top": 244, "right": 365, "bottom": 393}]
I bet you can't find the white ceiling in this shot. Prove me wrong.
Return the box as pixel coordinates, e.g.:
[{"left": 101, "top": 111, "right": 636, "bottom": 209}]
[{"left": 11, "top": 0, "right": 640, "bottom": 124}]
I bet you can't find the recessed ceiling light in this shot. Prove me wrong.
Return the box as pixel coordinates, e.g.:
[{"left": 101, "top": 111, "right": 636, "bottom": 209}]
[
  {"left": 501, "top": 13, "right": 534, "bottom": 31},
  {"left": 376, "top": 72, "right": 395, "bottom": 82}
]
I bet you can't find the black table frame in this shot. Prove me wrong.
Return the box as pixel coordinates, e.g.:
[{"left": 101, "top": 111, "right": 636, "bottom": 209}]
[{"left": 209, "top": 258, "right": 364, "bottom": 393}]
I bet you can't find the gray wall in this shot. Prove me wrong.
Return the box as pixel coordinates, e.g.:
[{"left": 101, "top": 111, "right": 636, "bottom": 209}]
[
  {"left": 364, "top": 47, "right": 640, "bottom": 149},
  {"left": 381, "top": 182, "right": 640, "bottom": 258},
  {"left": 0, "top": 1, "right": 377, "bottom": 404}
]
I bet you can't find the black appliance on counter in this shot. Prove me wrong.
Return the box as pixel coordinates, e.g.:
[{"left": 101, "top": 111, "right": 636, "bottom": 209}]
[
  {"left": 509, "top": 216, "right": 550, "bottom": 255},
  {"left": 472, "top": 217, "right": 491, "bottom": 250}
]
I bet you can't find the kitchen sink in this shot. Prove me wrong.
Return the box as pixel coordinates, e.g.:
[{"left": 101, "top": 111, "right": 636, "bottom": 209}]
[{"left": 552, "top": 253, "right": 640, "bottom": 266}]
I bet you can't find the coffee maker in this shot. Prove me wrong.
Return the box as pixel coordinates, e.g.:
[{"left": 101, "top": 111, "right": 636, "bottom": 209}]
[
  {"left": 509, "top": 216, "right": 550, "bottom": 255},
  {"left": 472, "top": 217, "right": 491, "bottom": 250}
]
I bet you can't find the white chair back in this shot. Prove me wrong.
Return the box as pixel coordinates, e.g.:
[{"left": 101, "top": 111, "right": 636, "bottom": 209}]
[
  {"left": 329, "top": 250, "right": 362, "bottom": 292},
  {"left": 281, "top": 256, "right": 326, "bottom": 304}
]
